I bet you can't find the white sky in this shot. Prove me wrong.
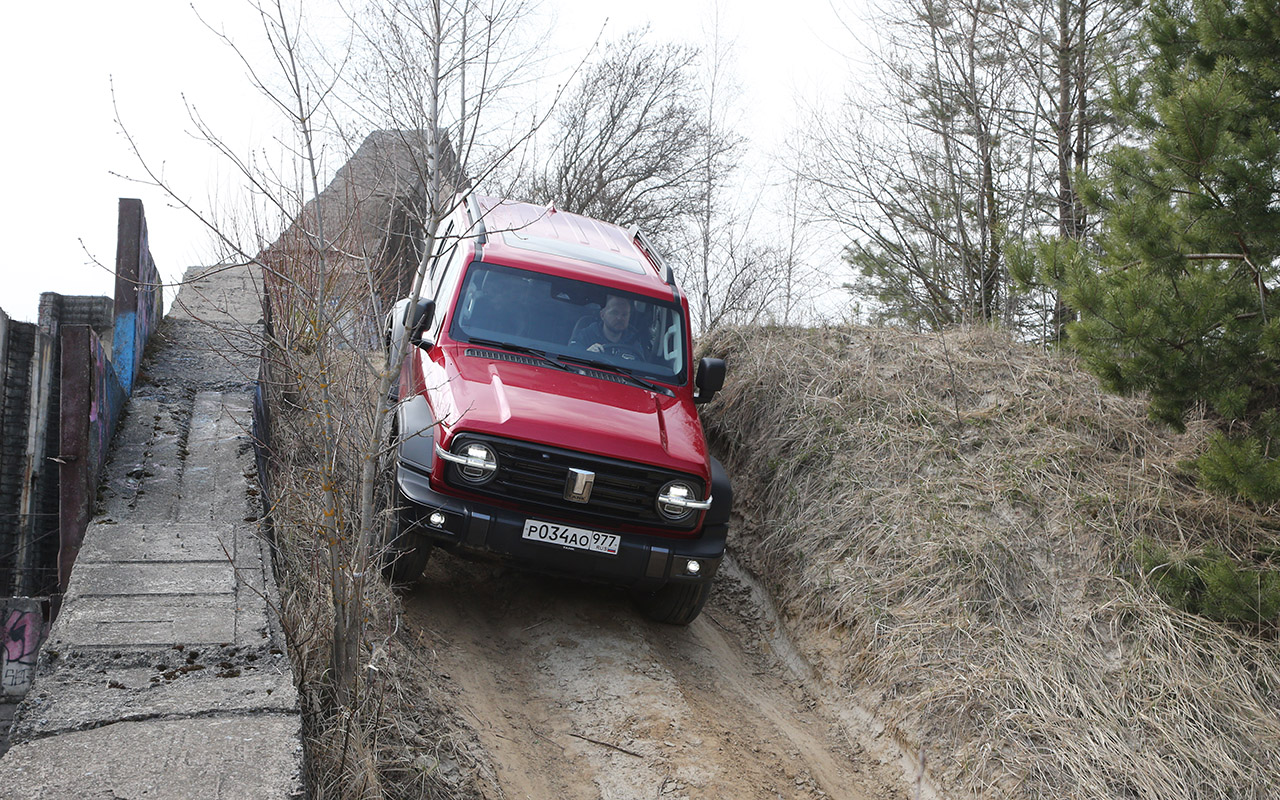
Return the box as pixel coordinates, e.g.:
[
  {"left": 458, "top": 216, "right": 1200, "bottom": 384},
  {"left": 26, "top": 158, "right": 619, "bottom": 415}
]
[{"left": 0, "top": 0, "right": 865, "bottom": 324}]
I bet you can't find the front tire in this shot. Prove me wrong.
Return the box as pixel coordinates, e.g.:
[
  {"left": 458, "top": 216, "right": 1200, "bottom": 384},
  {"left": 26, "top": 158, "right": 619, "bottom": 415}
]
[
  {"left": 380, "top": 510, "right": 432, "bottom": 585},
  {"left": 632, "top": 581, "right": 711, "bottom": 625},
  {"left": 376, "top": 412, "right": 431, "bottom": 585}
]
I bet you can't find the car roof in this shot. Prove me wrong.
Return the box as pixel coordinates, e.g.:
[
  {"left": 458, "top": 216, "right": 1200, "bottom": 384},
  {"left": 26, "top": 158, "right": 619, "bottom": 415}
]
[{"left": 469, "top": 196, "right": 674, "bottom": 299}]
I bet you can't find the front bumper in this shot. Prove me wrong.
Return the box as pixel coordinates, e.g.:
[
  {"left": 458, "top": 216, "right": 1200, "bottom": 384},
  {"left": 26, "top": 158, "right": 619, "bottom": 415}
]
[{"left": 396, "top": 464, "right": 726, "bottom": 589}]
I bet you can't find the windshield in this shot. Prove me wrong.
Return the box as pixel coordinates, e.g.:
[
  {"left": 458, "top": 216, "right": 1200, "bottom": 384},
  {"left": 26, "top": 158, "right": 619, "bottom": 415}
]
[{"left": 449, "top": 262, "right": 688, "bottom": 384}]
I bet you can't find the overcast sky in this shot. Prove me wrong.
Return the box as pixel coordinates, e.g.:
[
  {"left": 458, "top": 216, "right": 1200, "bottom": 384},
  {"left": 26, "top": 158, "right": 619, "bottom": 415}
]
[{"left": 0, "top": 0, "right": 860, "bottom": 324}]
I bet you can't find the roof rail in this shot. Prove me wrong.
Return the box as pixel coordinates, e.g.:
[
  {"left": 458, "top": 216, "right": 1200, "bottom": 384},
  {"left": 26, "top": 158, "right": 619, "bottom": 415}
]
[
  {"left": 629, "top": 226, "right": 675, "bottom": 286},
  {"left": 465, "top": 193, "right": 487, "bottom": 244}
]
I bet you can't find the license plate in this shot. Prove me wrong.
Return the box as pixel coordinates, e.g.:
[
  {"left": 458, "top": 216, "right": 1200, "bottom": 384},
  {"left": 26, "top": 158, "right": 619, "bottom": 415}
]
[{"left": 521, "top": 519, "right": 620, "bottom": 556}]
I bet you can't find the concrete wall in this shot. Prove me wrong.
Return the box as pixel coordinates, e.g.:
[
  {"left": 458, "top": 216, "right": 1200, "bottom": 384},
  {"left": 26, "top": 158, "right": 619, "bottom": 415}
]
[
  {"left": 56, "top": 325, "right": 126, "bottom": 596},
  {"left": 0, "top": 312, "right": 35, "bottom": 595},
  {"left": 0, "top": 316, "right": 51, "bottom": 599},
  {"left": 0, "top": 199, "right": 162, "bottom": 716},
  {"left": 112, "top": 198, "right": 163, "bottom": 395},
  {"left": 0, "top": 297, "right": 113, "bottom": 599}
]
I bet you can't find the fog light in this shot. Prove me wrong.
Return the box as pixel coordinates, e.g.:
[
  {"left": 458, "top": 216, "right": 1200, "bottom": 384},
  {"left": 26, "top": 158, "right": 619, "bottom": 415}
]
[
  {"left": 684, "top": 559, "right": 701, "bottom": 576},
  {"left": 428, "top": 511, "right": 446, "bottom": 528}
]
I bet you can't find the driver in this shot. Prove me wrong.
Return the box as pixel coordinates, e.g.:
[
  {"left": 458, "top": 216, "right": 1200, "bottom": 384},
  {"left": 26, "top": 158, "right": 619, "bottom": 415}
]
[{"left": 571, "top": 294, "right": 645, "bottom": 358}]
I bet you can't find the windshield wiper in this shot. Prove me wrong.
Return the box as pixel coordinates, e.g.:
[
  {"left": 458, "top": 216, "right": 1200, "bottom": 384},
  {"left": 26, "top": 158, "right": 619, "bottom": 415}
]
[
  {"left": 466, "top": 337, "right": 574, "bottom": 372},
  {"left": 467, "top": 338, "right": 670, "bottom": 394},
  {"left": 559, "top": 354, "right": 671, "bottom": 395}
]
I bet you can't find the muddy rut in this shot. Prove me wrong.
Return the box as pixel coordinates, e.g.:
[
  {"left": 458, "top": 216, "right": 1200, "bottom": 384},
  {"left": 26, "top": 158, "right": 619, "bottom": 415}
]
[{"left": 402, "top": 553, "right": 924, "bottom": 800}]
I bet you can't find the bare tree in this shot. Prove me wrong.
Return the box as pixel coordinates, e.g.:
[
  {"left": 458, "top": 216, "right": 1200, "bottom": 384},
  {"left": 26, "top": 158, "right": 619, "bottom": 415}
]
[
  {"left": 520, "top": 20, "right": 806, "bottom": 334},
  {"left": 320, "top": 0, "right": 540, "bottom": 708},
  {"left": 520, "top": 28, "right": 705, "bottom": 242},
  {"left": 798, "top": 0, "right": 1022, "bottom": 329},
  {"left": 123, "top": 0, "right": 557, "bottom": 793},
  {"left": 995, "top": 0, "right": 1142, "bottom": 339},
  {"left": 800, "top": 0, "right": 1139, "bottom": 335},
  {"left": 679, "top": 7, "right": 792, "bottom": 333}
]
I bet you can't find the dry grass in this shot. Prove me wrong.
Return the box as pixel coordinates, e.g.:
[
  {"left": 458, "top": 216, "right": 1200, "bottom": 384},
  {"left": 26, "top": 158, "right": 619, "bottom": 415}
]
[
  {"left": 701, "top": 324, "right": 1280, "bottom": 799},
  {"left": 262, "top": 342, "right": 490, "bottom": 800}
]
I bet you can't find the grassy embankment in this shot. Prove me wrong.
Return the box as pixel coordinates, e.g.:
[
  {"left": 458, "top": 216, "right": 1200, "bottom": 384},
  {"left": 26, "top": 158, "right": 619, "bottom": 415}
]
[{"left": 701, "top": 324, "right": 1280, "bottom": 799}]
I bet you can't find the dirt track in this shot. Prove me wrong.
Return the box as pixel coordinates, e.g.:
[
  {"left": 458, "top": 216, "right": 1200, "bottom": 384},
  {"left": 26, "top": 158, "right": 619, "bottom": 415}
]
[{"left": 403, "top": 552, "right": 926, "bottom": 800}]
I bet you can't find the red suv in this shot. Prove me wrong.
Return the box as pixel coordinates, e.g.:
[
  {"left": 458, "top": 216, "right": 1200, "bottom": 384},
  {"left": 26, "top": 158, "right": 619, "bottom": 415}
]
[{"left": 383, "top": 196, "right": 731, "bottom": 624}]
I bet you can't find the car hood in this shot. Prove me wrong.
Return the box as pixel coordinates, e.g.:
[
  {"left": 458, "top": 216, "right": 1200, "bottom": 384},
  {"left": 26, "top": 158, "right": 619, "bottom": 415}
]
[{"left": 429, "top": 346, "right": 708, "bottom": 478}]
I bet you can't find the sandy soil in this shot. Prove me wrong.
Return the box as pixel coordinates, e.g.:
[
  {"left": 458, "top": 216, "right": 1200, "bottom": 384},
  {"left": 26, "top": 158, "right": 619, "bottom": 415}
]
[{"left": 402, "top": 551, "right": 929, "bottom": 800}]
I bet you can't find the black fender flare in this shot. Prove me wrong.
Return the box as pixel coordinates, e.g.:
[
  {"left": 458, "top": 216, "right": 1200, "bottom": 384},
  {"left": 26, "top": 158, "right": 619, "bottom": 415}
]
[
  {"left": 705, "top": 456, "right": 733, "bottom": 528},
  {"left": 395, "top": 393, "right": 437, "bottom": 473}
]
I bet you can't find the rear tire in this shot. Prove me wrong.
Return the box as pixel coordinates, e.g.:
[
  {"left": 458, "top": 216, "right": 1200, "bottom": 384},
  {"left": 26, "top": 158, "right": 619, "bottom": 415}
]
[{"left": 632, "top": 581, "right": 711, "bottom": 625}]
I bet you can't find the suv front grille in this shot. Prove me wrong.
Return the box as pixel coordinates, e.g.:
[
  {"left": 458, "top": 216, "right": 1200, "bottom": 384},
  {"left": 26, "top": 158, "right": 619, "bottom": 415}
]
[{"left": 444, "top": 434, "right": 703, "bottom": 531}]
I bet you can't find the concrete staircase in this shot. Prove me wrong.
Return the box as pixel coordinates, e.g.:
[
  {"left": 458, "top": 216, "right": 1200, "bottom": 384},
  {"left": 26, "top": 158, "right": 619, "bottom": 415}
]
[{"left": 0, "top": 264, "right": 303, "bottom": 798}]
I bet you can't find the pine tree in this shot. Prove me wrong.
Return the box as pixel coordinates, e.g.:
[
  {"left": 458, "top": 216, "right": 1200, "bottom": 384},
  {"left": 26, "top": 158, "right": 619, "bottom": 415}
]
[{"left": 1066, "top": 0, "right": 1280, "bottom": 502}]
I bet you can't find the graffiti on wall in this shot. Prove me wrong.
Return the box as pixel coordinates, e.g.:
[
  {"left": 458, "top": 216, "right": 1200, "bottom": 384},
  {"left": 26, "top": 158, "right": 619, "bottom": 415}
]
[
  {"left": 2, "top": 600, "right": 43, "bottom": 696},
  {"left": 112, "top": 198, "right": 164, "bottom": 395},
  {"left": 88, "top": 329, "right": 126, "bottom": 481}
]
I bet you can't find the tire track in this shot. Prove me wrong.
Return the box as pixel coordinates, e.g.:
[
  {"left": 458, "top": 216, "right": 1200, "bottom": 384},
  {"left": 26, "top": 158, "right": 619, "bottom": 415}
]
[{"left": 404, "top": 552, "right": 917, "bottom": 800}]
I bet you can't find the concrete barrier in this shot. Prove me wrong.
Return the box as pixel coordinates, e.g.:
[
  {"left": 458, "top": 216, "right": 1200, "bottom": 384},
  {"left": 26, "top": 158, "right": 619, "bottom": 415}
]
[{"left": 112, "top": 198, "right": 164, "bottom": 396}]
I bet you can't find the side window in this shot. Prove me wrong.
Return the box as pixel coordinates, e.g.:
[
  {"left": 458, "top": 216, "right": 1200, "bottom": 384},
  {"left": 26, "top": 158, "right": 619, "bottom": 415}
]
[
  {"left": 429, "top": 241, "right": 469, "bottom": 341},
  {"left": 427, "top": 221, "right": 455, "bottom": 287}
]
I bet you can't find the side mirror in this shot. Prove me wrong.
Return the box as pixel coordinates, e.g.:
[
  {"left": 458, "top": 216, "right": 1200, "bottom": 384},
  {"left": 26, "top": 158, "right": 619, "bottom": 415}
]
[
  {"left": 694, "top": 357, "right": 725, "bottom": 404},
  {"left": 409, "top": 298, "right": 435, "bottom": 348},
  {"left": 387, "top": 298, "right": 438, "bottom": 376}
]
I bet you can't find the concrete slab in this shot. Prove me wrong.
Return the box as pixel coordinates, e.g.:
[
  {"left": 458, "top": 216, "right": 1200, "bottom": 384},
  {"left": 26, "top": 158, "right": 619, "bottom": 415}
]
[
  {"left": 0, "top": 715, "right": 303, "bottom": 799},
  {"left": 77, "top": 523, "right": 236, "bottom": 564},
  {"left": 95, "top": 397, "right": 195, "bottom": 525},
  {"left": 69, "top": 562, "right": 235, "bottom": 597},
  {"left": 12, "top": 654, "right": 297, "bottom": 739},
  {"left": 178, "top": 393, "right": 255, "bottom": 525},
  {"left": 50, "top": 594, "right": 245, "bottom": 647},
  {"left": 231, "top": 588, "right": 272, "bottom": 643},
  {"left": 95, "top": 396, "right": 162, "bottom": 521}
]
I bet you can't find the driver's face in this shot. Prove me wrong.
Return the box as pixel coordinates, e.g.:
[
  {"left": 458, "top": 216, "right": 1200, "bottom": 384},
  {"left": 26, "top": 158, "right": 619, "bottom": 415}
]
[{"left": 601, "top": 296, "right": 631, "bottom": 335}]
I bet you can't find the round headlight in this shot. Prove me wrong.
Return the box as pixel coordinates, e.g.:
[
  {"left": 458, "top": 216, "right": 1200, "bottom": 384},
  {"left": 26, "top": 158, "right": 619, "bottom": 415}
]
[
  {"left": 656, "top": 480, "right": 697, "bottom": 521},
  {"left": 457, "top": 442, "right": 498, "bottom": 483}
]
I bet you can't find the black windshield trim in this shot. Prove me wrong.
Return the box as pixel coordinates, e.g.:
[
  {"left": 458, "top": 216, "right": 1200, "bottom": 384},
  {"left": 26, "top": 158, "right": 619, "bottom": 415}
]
[
  {"left": 449, "top": 261, "right": 690, "bottom": 385},
  {"left": 559, "top": 354, "right": 672, "bottom": 395},
  {"left": 464, "top": 337, "right": 573, "bottom": 372}
]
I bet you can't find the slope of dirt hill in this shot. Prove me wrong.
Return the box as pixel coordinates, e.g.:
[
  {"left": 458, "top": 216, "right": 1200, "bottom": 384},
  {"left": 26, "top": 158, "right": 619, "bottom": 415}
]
[
  {"left": 268, "top": 319, "right": 1278, "bottom": 799},
  {"left": 397, "top": 550, "right": 930, "bottom": 800},
  {"left": 257, "top": 132, "right": 1280, "bottom": 798},
  {"left": 697, "top": 324, "right": 1280, "bottom": 799}
]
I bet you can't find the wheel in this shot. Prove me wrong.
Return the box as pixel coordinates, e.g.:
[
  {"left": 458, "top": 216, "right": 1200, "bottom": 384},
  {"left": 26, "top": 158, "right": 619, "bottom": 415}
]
[
  {"left": 380, "top": 510, "right": 432, "bottom": 585},
  {"left": 375, "top": 412, "right": 431, "bottom": 585},
  {"left": 632, "top": 581, "right": 711, "bottom": 625}
]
